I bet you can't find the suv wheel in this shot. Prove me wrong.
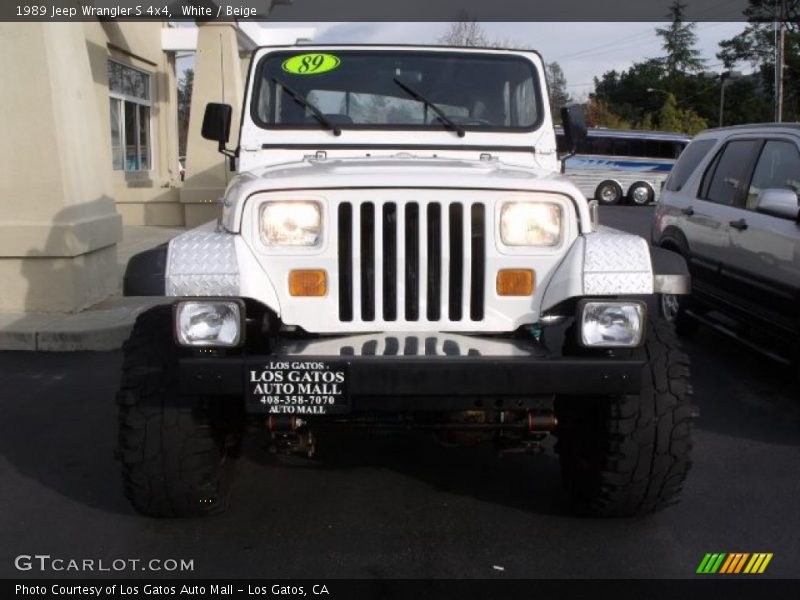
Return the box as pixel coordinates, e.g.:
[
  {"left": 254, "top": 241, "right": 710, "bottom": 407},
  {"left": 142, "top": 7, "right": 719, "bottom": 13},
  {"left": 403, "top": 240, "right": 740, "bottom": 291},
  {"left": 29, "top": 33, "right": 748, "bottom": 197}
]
[
  {"left": 659, "top": 293, "right": 699, "bottom": 338},
  {"left": 116, "top": 306, "right": 243, "bottom": 518},
  {"left": 555, "top": 314, "right": 695, "bottom": 517},
  {"left": 595, "top": 180, "right": 623, "bottom": 205}
]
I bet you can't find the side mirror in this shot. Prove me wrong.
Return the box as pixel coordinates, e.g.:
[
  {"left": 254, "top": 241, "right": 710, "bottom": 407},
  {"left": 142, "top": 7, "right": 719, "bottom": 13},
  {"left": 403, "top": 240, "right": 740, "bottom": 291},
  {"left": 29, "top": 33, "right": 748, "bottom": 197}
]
[
  {"left": 756, "top": 188, "right": 800, "bottom": 221},
  {"left": 560, "top": 104, "right": 588, "bottom": 155},
  {"left": 201, "top": 102, "right": 232, "bottom": 151}
]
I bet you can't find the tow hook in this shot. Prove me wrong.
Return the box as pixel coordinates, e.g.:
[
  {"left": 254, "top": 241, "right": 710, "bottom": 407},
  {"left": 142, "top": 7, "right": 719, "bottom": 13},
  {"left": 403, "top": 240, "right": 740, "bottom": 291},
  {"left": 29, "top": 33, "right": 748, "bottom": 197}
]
[{"left": 266, "top": 416, "right": 316, "bottom": 458}]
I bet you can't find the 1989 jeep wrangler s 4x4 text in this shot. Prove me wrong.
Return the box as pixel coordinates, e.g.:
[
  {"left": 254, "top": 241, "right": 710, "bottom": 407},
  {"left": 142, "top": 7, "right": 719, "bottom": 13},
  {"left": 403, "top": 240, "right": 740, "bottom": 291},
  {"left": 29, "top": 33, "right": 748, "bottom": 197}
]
[{"left": 119, "top": 45, "right": 694, "bottom": 518}]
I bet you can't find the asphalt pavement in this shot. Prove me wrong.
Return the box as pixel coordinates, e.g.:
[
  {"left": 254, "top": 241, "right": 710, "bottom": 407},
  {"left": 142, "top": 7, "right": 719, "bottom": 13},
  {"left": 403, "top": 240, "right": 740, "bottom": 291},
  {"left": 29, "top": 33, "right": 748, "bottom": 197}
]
[{"left": 0, "top": 207, "right": 798, "bottom": 579}]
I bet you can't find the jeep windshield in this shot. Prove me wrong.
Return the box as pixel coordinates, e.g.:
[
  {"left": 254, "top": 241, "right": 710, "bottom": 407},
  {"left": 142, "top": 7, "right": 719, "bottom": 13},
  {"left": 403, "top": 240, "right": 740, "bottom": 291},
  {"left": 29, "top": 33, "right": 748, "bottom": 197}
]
[{"left": 251, "top": 50, "right": 542, "bottom": 133}]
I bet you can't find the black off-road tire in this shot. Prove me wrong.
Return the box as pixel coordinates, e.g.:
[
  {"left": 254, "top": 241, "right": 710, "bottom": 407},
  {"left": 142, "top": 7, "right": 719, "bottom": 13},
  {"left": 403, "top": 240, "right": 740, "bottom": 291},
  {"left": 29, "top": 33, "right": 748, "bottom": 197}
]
[
  {"left": 116, "top": 306, "right": 243, "bottom": 518},
  {"left": 555, "top": 315, "right": 695, "bottom": 517}
]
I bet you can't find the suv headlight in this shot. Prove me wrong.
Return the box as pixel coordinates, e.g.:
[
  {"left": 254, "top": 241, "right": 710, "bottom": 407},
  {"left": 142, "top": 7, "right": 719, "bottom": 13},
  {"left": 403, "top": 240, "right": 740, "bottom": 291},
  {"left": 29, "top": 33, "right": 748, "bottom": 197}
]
[
  {"left": 260, "top": 201, "right": 322, "bottom": 246},
  {"left": 580, "top": 301, "right": 645, "bottom": 348},
  {"left": 500, "top": 201, "right": 562, "bottom": 246},
  {"left": 175, "top": 300, "right": 243, "bottom": 347}
]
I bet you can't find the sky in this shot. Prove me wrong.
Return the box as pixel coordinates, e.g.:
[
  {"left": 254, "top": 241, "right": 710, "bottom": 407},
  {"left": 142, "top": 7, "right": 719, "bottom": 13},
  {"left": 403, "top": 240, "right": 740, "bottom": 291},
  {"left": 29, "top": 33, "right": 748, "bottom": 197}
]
[
  {"left": 175, "top": 21, "right": 752, "bottom": 97},
  {"left": 257, "top": 21, "right": 750, "bottom": 99}
]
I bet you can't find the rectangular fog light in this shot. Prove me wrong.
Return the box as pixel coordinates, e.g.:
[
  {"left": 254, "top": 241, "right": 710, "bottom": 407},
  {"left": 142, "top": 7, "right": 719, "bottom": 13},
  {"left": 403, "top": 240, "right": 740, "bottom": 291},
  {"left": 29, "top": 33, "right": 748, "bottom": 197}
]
[
  {"left": 580, "top": 301, "right": 645, "bottom": 348},
  {"left": 175, "top": 300, "right": 243, "bottom": 347}
]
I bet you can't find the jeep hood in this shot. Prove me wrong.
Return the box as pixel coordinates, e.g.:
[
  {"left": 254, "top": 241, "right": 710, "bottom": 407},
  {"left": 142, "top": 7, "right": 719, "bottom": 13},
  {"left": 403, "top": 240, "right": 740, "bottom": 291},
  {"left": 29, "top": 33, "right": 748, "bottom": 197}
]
[{"left": 221, "top": 155, "right": 588, "bottom": 232}]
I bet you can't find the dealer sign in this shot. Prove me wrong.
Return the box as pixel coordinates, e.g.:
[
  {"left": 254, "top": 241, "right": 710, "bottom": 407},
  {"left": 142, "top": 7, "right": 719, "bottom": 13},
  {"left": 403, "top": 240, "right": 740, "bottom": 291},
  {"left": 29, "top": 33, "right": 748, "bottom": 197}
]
[{"left": 247, "top": 359, "right": 350, "bottom": 414}]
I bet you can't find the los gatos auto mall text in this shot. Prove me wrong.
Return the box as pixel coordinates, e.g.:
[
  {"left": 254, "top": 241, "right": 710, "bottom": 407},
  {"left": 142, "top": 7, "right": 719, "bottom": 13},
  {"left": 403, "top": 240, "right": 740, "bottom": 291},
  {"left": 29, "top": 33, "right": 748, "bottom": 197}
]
[{"left": 16, "top": 584, "right": 331, "bottom": 597}]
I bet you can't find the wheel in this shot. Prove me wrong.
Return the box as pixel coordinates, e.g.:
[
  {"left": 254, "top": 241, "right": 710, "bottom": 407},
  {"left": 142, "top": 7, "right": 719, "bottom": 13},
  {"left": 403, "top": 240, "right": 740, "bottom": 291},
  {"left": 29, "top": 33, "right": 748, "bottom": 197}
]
[
  {"left": 659, "top": 293, "right": 699, "bottom": 337},
  {"left": 116, "top": 306, "right": 243, "bottom": 517},
  {"left": 555, "top": 314, "right": 695, "bottom": 517},
  {"left": 595, "top": 180, "right": 623, "bottom": 205},
  {"left": 657, "top": 239, "right": 699, "bottom": 337},
  {"left": 628, "top": 182, "right": 654, "bottom": 206}
]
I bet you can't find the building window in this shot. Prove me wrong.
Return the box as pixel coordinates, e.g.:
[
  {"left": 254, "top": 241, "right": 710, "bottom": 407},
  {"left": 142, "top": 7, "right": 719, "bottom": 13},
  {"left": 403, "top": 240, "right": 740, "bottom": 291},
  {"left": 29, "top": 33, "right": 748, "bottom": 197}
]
[{"left": 108, "top": 60, "right": 151, "bottom": 171}]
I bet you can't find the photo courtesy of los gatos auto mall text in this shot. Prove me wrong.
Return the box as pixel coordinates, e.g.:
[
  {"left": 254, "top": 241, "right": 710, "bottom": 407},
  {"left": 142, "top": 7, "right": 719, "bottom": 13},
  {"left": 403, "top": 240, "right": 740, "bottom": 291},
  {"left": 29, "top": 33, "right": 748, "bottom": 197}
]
[{"left": 0, "top": 0, "right": 799, "bottom": 597}]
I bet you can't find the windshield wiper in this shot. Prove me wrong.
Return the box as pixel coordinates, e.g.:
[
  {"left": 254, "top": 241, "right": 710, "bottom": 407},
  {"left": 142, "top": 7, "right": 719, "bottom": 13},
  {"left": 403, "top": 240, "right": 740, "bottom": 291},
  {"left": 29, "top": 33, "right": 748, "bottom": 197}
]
[
  {"left": 393, "top": 77, "right": 465, "bottom": 138},
  {"left": 272, "top": 77, "right": 342, "bottom": 137}
]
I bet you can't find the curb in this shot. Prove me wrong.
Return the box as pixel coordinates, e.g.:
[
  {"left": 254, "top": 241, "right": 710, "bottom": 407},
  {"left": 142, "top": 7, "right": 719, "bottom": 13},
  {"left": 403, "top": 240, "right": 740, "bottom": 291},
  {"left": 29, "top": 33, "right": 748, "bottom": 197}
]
[{"left": 0, "top": 299, "right": 165, "bottom": 352}]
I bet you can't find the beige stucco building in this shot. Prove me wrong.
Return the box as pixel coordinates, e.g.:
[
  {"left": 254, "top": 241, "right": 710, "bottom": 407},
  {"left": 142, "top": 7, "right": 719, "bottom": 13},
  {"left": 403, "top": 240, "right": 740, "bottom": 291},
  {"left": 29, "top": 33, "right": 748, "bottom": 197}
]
[{"left": 0, "top": 17, "right": 312, "bottom": 313}]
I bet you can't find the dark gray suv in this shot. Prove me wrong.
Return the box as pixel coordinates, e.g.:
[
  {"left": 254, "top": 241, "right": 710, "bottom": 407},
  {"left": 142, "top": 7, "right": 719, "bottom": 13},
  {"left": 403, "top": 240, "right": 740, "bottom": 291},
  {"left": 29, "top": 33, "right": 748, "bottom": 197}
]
[{"left": 652, "top": 123, "right": 800, "bottom": 366}]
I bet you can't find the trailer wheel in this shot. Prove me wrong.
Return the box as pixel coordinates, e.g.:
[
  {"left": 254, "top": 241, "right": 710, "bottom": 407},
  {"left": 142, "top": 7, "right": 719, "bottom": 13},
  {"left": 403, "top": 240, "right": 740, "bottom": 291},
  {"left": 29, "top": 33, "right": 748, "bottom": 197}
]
[
  {"left": 628, "top": 181, "right": 654, "bottom": 206},
  {"left": 555, "top": 314, "right": 695, "bottom": 517},
  {"left": 116, "top": 306, "right": 243, "bottom": 518},
  {"left": 595, "top": 180, "right": 623, "bottom": 205}
]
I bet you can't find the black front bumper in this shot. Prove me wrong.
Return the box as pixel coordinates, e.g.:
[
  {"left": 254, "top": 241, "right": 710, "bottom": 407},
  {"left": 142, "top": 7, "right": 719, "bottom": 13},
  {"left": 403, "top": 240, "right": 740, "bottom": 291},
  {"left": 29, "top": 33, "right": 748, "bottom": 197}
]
[{"left": 180, "top": 354, "right": 643, "bottom": 413}]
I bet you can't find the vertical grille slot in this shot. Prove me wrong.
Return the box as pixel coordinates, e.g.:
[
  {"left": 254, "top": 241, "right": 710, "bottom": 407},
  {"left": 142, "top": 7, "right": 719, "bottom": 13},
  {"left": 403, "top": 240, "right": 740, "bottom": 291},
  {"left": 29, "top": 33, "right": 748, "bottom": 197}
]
[
  {"left": 360, "top": 203, "right": 375, "bottom": 321},
  {"left": 470, "top": 203, "right": 485, "bottom": 321},
  {"left": 426, "top": 203, "right": 441, "bottom": 321},
  {"left": 448, "top": 203, "right": 464, "bottom": 321},
  {"left": 382, "top": 203, "right": 397, "bottom": 321},
  {"left": 337, "top": 203, "right": 353, "bottom": 322},
  {"left": 404, "top": 203, "right": 420, "bottom": 321}
]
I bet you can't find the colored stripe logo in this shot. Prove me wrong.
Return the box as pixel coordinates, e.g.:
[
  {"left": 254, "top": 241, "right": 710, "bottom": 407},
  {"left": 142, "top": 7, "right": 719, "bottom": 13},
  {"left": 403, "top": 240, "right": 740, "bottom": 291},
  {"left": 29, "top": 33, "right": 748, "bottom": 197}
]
[{"left": 697, "top": 553, "right": 773, "bottom": 574}]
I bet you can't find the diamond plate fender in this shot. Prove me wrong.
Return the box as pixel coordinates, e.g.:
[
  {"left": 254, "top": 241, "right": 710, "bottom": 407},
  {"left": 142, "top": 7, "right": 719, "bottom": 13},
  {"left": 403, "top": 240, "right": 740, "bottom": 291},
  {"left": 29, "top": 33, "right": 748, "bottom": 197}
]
[
  {"left": 582, "top": 229, "right": 653, "bottom": 295},
  {"left": 541, "top": 228, "right": 654, "bottom": 310},
  {"left": 165, "top": 223, "right": 282, "bottom": 314},
  {"left": 165, "top": 226, "right": 240, "bottom": 296}
]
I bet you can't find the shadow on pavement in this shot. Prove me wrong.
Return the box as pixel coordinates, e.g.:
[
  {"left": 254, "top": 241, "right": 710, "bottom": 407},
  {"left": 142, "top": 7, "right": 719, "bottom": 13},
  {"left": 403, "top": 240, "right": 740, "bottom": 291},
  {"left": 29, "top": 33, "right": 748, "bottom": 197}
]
[
  {"left": 0, "top": 351, "right": 132, "bottom": 516},
  {"left": 242, "top": 429, "right": 571, "bottom": 518},
  {"left": 683, "top": 325, "right": 800, "bottom": 447}
]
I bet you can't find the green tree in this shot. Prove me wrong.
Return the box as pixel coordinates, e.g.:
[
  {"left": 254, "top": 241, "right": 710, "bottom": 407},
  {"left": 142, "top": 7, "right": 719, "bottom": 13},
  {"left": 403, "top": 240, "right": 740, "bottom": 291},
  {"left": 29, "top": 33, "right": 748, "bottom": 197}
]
[
  {"left": 584, "top": 98, "right": 631, "bottom": 129},
  {"left": 658, "top": 93, "right": 683, "bottom": 131},
  {"left": 638, "top": 112, "right": 656, "bottom": 131},
  {"left": 655, "top": 0, "right": 705, "bottom": 78},
  {"left": 592, "top": 58, "right": 666, "bottom": 125},
  {"left": 545, "top": 62, "right": 572, "bottom": 121},
  {"left": 658, "top": 93, "right": 708, "bottom": 134},
  {"left": 717, "top": 0, "right": 799, "bottom": 121}
]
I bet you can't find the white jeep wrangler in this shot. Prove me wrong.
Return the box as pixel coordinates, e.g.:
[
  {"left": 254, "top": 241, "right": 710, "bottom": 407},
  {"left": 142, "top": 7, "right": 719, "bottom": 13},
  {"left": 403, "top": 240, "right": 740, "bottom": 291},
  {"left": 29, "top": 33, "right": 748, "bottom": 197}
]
[{"left": 119, "top": 45, "right": 694, "bottom": 518}]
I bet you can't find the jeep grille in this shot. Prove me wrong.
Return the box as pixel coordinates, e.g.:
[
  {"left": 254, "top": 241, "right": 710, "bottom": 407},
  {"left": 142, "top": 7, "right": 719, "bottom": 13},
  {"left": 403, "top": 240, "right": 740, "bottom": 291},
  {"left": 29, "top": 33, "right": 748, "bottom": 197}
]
[{"left": 337, "top": 201, "right": 486, "bottom": 324}]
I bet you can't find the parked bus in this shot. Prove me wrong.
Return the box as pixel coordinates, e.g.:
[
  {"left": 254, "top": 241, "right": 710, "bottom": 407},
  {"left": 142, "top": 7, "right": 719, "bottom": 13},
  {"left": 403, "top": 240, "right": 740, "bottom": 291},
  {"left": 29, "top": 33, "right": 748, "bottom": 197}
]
[{"left": 555, "top": 127, "right": 691, "bottom": 205}]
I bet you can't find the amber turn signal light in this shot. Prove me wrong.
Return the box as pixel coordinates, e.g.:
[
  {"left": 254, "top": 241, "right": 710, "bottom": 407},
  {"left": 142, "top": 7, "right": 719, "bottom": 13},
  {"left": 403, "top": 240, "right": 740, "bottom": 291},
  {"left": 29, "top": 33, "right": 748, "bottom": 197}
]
[
  {"left": 289, "top": 270, "right": 327, "bottom": 297},
  {"left": 496, "top": 269, "right": 535, "bottom": 296}
]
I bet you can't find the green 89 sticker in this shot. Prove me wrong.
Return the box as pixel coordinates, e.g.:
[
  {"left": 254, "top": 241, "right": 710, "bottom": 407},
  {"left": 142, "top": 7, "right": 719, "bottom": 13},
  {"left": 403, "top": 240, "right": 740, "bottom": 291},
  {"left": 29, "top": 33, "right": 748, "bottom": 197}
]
[{"left": 282, "top": 53, "right": 341, "bottom": 75}]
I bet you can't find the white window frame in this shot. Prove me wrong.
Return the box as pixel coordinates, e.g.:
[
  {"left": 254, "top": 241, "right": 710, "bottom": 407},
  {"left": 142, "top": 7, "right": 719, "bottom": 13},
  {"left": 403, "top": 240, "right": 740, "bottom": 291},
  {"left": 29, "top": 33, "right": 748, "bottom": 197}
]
[{"left": 108, "top": 59, "right": 152, "bottom": 172}]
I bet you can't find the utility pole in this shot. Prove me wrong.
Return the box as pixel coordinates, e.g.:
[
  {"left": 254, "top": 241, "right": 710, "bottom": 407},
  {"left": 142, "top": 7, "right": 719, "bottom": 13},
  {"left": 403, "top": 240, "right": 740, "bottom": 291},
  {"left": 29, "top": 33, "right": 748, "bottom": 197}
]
[
  {"left": 775, "top": 0, "right": 786, "bottom": 122},
  {"left": 717, "top": 71, "right": 741, "bottom": 128}
]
